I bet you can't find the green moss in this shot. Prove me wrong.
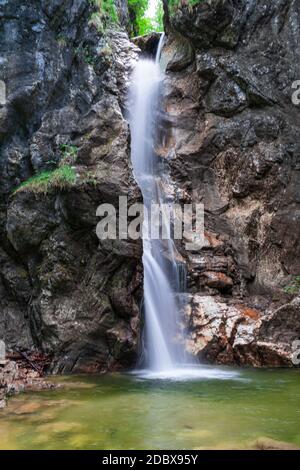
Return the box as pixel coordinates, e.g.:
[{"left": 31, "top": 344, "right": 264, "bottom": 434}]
[
  {"left": 88, "top": 12, "right": 104, "bottom": 32},
  {"left": 14, "top": 166, "right": 77, "bottom": 194},
  {"left": 102, "top": 0, "right": 118, "bottom": 23}
]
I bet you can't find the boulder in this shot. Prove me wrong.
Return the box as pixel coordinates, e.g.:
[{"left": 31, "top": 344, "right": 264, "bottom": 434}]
[
  {"left": 161, "top": 0, "right": 300, "bottom": 365},
  {"left": 185, "top": 294, "right": 299, "bottom": 367}
]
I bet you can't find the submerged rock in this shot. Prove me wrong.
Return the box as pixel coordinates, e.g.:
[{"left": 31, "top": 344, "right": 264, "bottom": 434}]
[
  {"left": 254, "top": 437, "right": 300, "bottom": 451},
  {"left": 0, "top": 359, "right": 57, "bottom": 408}
]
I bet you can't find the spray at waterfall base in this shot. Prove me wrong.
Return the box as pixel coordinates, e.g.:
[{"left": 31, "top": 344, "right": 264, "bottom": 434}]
[
  {"left": 125, "top": 34, "right": 197, "bottom": 374},
  {"left": 94, "top": 198, "right": 207, "bottom": 377},
  {"left": 95, "top": 197, "right": 205, "bottom": 251}
]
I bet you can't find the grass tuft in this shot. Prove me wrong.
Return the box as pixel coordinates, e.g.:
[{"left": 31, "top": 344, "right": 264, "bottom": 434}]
[{"left": 14, "top": 166, "right": 77, "bottom": 195}]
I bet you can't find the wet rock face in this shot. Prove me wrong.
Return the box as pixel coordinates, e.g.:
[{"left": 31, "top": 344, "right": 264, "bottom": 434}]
[
  {"left": 0, "top": 0, "right": 142, "bottom": 373},
  {"left": 185, "top": 295, "right": 300, "bottom": 367},
  {"left": 132, "top": 32, "right": 162, "bottom": 57},
  {"left": 162, "top": 0, "right": 300, "bottom": 366}
]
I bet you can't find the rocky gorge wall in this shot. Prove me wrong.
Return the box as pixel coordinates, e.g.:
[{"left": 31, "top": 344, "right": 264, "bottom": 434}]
[
  {"left": 0, "top": 0, "right": 142, "bottom": 373},
  {"left": 160, "top": 0, "right": 300, "bottom": 366},
  {"left": 1, "top": 0, "right": 300, "bottom": 374}
]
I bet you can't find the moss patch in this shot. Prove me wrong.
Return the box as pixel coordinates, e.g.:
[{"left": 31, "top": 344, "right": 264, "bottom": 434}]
[{"left": 14, "top": 166, "right": 77, "bottom": 194}]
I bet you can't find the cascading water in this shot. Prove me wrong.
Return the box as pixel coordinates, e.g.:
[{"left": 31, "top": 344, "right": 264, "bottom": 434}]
[
  {"left": 129, "top": 35, "right": 190, "bottom": 375},
  {"left": 129, "top": 35, "right": 240, "bottom": 382}
]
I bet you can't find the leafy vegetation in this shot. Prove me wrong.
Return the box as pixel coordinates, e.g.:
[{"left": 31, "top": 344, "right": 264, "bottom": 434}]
[
  {"left": 87, "top": 0, "right": 164, "bottom": 37},
  {"left": 283, "top": 276, "right": 300, "bottom": 295},
  {"left": 128, "top": 0, "right": 163, "bottom": 36},
  {"left": 128, "top": 0, "right": 150, "bottom": 36},
  {"left": 154, "top": 2, "right": 164, "bottom": 31},
  {"left": 86, "top": 0, "right": 203, "bottom": 38},
  {"left": 14, "top": 145, "right": 79, "bottom": 194}
]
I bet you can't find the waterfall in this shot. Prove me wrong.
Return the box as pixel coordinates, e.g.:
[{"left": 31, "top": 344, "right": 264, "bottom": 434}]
[{"left": 129, "top": 34, "right": 191, "bottom": 374}]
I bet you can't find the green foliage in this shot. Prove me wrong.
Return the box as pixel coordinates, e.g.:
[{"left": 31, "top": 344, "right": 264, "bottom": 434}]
[
  {"left": 128, "top": 0, "right": 151, "bottom": 36},
  {"left": 102, "top": 0, "right": 118, "bottom": 23},
  {"left": 128, "top": 1, "right": 164, "bottom": 36},
  {"left": 283, "top": 276, "right": 300, "bottom": 295},
  {"left": 60, "top": 144, "right": 79, "bottom": 166},
  {"left": 153, "top": 2, "right": 164, "bottom": 31},
  {"left": 14, "top": 166, "right": 77, "bottom": 194},
  {"left": 136, "top": 15, "right": 154, "bottom": 36}
]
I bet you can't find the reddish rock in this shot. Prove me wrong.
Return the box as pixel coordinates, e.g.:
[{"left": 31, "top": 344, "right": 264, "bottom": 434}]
[
  {"left": 204, "top": 231, "right": 224, "bottom": 249},
  {"left": 236, "top": 306, "right": 261, "bottom": 320},
  {"left": 202, "top": 271, "right": 233, "bottom": 292},
  {"left": 185, "top": 294, "right": 300, "bottom": 367},
  {"left": 0, "top": 359, "right": 60, "bottom": 408}
]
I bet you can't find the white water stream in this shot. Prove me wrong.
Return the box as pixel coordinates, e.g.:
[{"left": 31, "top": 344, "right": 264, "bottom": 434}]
[
  {"left": 129, "top": 35, "right": 188, "bottom": 373},
  {"left": 129, "top": 35, "right": 238, "bottom": 381}
]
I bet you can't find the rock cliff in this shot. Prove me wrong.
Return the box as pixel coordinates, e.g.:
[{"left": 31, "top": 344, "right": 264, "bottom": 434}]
[
  {"left": 0, "top": 0, "right": 142, "bottom": 373},
  {"left": 161, "top": 0, "right": 300, "bottom": 365},
  {"left": 1, "top": 0, "right": 299, "bottom": 372}
]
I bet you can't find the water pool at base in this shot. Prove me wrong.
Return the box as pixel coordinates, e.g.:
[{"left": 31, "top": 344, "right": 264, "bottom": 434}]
[{"left": 1, "top": 367, "right": 300, "bottom": 450}]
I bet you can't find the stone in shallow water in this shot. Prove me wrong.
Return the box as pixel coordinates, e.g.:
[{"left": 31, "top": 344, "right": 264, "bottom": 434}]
[
  {"left": 254, "top": 437, "right": 300, "bottom": 450},
  {"left": 13, "top": 402, "right": 43, "bottom": 415},
  {"left": 37, "top": 421, "right": 84, "bottom": 435}
]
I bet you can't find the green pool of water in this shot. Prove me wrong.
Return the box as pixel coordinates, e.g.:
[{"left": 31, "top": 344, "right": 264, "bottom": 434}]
[{"left": 1, "top": 366, "right": 300, "bottom": 449}]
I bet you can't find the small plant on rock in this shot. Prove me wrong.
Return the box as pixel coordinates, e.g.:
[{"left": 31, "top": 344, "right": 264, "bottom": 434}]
[
  {"left": 14, "top": 166, "right": 77, "bottom": 194},
  {"left": 88, "top": 12, "right": 104, "bottom": 33}
]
